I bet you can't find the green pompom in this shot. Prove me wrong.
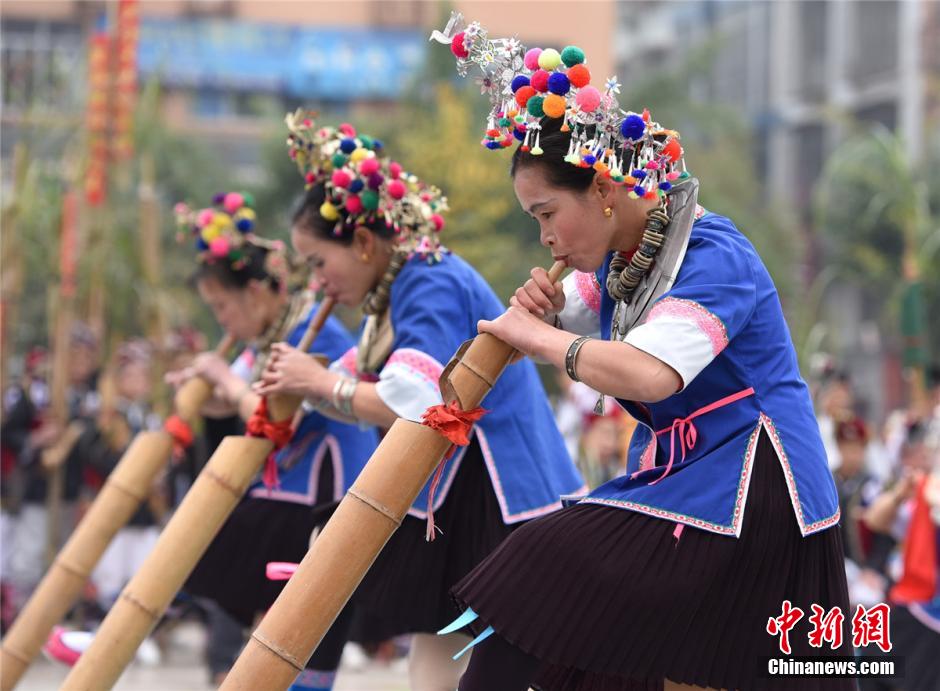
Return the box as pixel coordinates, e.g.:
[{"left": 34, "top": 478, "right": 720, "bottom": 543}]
[
  {"left": 241, "top": 193, "right": 255, "bottom": 207},
  {"left": 361, "top": 190, "right": 379, "bottom": 211},
  {"left": 527, "top": 96, "right": 545, "bottom": 118},
  {"left": 498, "top": 117, "right": 512, "bottom": 127},
  {"left": 331, "top": 153, "right": 347, "bottom": 168},
  {"left": 561, "top": 46, "right": 585, "bottom": 67},
  {"left": 359, "top": 135, "right": 374, "bottom": 150}
]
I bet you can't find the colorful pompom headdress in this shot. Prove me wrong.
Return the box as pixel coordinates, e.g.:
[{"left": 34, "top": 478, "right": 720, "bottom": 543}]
[
  {"left": 284, "top": 110, "right": 449, "bottom": 263},
  {"left": 430, "top": 12, "right": 690, "bottom": 201},
  {"left": 174, "top": 192, "right": 292, "bottom": 288}
]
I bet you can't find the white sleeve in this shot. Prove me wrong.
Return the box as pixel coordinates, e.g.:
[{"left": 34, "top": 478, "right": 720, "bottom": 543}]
[
  {"left": 374, "top": 348, "right": 445, "bottom": 422},
  {"left": 230, "top": 349, "right": 254, "bottom": 382},
  {"left": 329, "top": 346, "right": 359, "bottom": 378},
  {"left": 557, "top": 271, "right": 602, "bottom": 338},
  {"left": 623, "top": 298, "right": 729, "bottom": 391}
]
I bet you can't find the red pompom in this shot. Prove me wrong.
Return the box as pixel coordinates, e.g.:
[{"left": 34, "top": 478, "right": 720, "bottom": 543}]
[
  {"left": 515, "top": 86, "right": 537, "bottom": 107},
  {"left": 387, "top": 180, "right": 406, "bottom": 199},
  {"left": 500, "top": 137, "right": 514, "bottom": 148},
  {"left": 662, "top": 139, "right": 683, "bottom": 163},
  {"left": 338, "top": 123, "right": 356, "bottom": 137},
  {"left": 567, "top": 64, "right": 591, "bottom": 88},
  {"left": 451, "top": 32, "right": 470, "bottom": 59},
  {"left": 530, "top": 69, "right": 551, "bottom": 93},
  {"left": 331, "top": 170, "right": 352, "bottom": 188},
  {"left": 389, "top": 162, "right": 402, "bottom": 179},
  {"left": 430, "top": 214, "right": 445, "bottom": 231},
  {"left": 359, "top": 158, "right": 380, "bottom": 176},
  {"left": 345, "top": 195, "right": 363, "bottom": 215},
  {"left": 305, "top": 172, "right": 316, "bottom": 184}
]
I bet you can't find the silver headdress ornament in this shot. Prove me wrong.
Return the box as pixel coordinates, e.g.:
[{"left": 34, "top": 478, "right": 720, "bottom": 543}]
[{"left": 430, "top": 12, "right": 690, "bottom": 201}]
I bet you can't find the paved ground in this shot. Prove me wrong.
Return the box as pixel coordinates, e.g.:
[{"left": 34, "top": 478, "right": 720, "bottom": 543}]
[{"left": 15, "top": 624, "right": 410, "bottom": 691}]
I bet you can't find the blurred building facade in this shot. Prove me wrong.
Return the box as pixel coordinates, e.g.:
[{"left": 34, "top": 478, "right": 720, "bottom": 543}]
[
  {"left": 614, "top": 0, "right": 938, "bottom": 419},
  {"left": 1, "top": 1, "right": 614, "bottom": 183}
]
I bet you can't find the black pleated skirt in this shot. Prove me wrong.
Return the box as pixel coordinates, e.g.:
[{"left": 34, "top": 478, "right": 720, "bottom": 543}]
[
  {"left": 352, "top": 436, "right": 515, "bottom": 641},
  {"left": 453, "top": 429, "right": 855, "bottom": 691},
  {"left": 184, "top": 451, "right": 337, "bottom": 627}
]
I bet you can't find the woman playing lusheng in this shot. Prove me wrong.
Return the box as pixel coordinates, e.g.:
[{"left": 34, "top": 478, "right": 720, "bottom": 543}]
[
  {"left": 431, "top": 17, "right": 853, "bottom": 691},
  {"left": 255, "top": 114, "right": 586, "bottom": 690},
  {"left": 169, "top": 194, "right": 379, "bottom": 690}
]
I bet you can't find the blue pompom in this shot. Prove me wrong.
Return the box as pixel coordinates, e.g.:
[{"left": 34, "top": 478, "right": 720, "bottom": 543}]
[
  {"left": 196, "top": 238, "right": 209, "bottom": 251},
  {"left": 633, "top": 185, "right": 646, "bottom": 196},
  {"left": 510, "top": 75, "right": 531, "bottom": 93},
  {"left": 340, "top": 138, "right": 357, "bottom": 154},
  {"left": 547, "top": 72, "right": 570, "bottom": 95},
  {"left": 631, "top": 169, "right": 647, "bottom": 180},
  {"left": 486, "top": 141, "right": 501, "bottom": 150},
  {"left": 620, "top": 114, "right": 646, "bottom": 141},
  {"left": 658, "top": 182, "right": 672, "bottom": 191},
  {"left": 348, "top": 179, "right": 365, "bottom": 193},
  {"left": 236, "top": 218, "right": 253, "bottom": 232},
  {"left": 583, "top": 154, "right": 597, "bottom": 165},
  {"left": 513, "top": 128, "right": 526, "bottom": 142},
  {"left": 372, "top": 139, "right": 383, "bottom": 150}
]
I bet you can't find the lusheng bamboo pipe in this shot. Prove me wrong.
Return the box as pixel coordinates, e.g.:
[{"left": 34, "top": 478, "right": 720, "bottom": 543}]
[
  {"left": 0, "top": 334, "right": 234, "bottom": 691},
  {"left": 219, "top": 263, "right": 567, "bottom": 690},
  {"left": 59, "top": 300, "right": 333, "bottom": 690}
]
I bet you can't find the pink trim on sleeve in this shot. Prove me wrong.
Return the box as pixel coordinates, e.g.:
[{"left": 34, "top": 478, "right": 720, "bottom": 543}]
[
  {"left": 574, "top": 271, "right": 602, "bottom": 315},
  {"left": 385, "top": 348, "right": 444, "bottom": 390},
  {"left": 646, "top": 297, "right": 729, "bottom": 356}
]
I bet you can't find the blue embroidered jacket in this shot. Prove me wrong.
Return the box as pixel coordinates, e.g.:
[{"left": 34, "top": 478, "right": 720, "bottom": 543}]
[
  {"left": 333, "top": 253, "right": 586, "bottom": 523},
  {"left": 562, "top": 212, "right": 840, "bottom": 537},
  {"left": 246, "top": 302, "right": 379, "bottom": 505}
]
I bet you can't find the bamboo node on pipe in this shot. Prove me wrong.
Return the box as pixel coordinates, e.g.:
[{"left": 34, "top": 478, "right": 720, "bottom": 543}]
[
  {"left": 2, "top": 644, "right": 31, "bottom": 664},
  {"left": 203, "top": 467, "right": 243, "bottom": 498},
  {"left": 119, "top": 591, "right": 161, "bottom": 621},
  {"left": 250, "top": 630, "right": 305, "bottom": 672},
  {"left": 458, "top": 359, "right": 496, "bottom": 389},
  {"left": 107, "top": 478, "right": 147, "bottom": 503},
  {"left": 347, "top": 489, "right": 402, "bottom": 526},
  {"left": 54, "top": 557, "right": 88, "bottom": 579}
]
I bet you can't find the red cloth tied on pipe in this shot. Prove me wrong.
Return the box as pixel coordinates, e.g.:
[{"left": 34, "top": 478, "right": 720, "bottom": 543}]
[
  {"left": 421, "top": 401, "right": 488, "bottom": 541},
  {"left": 247, "top": 397, "right": 295, "bottom": 491},
  {"left": 164, "top": 414, "right": 194, "bottom": 459}
]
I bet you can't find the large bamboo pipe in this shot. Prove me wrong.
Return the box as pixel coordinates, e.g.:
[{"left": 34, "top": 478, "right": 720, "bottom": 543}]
[
  {"left": 0, "top": 335, "right": 234, "bottom": 691},
  {"left": 59, "top": 299, "right": 334, "bottom": 691},
  {"left": 220, "top": 263, "right": 566, "bottom": 690}
]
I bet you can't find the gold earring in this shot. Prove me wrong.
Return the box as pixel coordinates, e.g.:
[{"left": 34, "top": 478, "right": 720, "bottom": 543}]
[
  {"left": 361, "top": 253, "right": 369, "bottom": 262},
  {"left": 603, "top": 207, "right": 613, "bottom": 218}
]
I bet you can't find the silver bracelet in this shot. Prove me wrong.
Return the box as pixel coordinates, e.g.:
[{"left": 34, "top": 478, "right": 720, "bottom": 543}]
[
  {"left": 564, "top": 336, "right": 591, "bottom": 382},
  {"left": 332, "top": 376, "right": 357, "bottom": 417}
]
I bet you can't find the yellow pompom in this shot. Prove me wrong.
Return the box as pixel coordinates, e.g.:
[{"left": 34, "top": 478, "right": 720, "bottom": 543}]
[
  {"left": 235, "top": 208, "right": 256, "bottom": 222},
  {"left": 349, "top": 148, "right": 369, "bottom": 163},
  {"left": 320, "top": 202, "right": 340, "bottom": 221},
  {"left": 201, "top": 225, "right": 221, "bottom": 242},
  {"left": 213, "top": 212, "right": 232, "bottom": 227}
]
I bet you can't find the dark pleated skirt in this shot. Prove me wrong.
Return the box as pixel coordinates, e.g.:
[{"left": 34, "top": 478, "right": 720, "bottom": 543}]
[
  {"left": 453, "top": 429, "right": 855, "bottom": 691},
  {"left": 184, "top": 451, "right": 337, "bottom": 627},
  {"left": 352, "top": 437, "right": 515, "bottom": 641}
]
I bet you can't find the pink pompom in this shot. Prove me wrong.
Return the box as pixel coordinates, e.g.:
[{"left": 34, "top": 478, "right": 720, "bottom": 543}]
[
  {"left": 575, "top": 86, "right": 601, "bottom": 112},
  {"left": 223, "top": 192, "right": 243, "bottom": 213},
  {"left": 666, "top": 171, "right": 681, "bottom": 182},
  {"left": 331, "top": 170, "right": 352, "bottom": 188},
  {"left": 338, "top": 123, "right": 356, "bottom": 137},
  {"left": 173, "top": 202, "right": 188, "bottom": 215},
  {"left": 451, "top": 32, "right": 469, "bottom": 59},
  {"left": 359, "top": 158, "right": 380, "bottom": 176},
  {"left": 197, "top": 208, "right": 215, "bottom": 227},
  {"left": 345, "top": 195, "right": 363, "bottom": 215},
  {"left": 209, "top": 237, "right": 230, "bottom": 257},
  {"left": 387, "top": 180, "right": 406, "bottom": 199},
  {"left": 389, "top": 162, "right": 402, "bottom": 179},
  {"left": 524, "top": 48, "right": 543, "bottom": 71},
  {"left": 430, "top": 214, "right": 445, "bottom": 231},
  {"left": 530, "top": 69, "right": 551, "bottom": 93}
]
